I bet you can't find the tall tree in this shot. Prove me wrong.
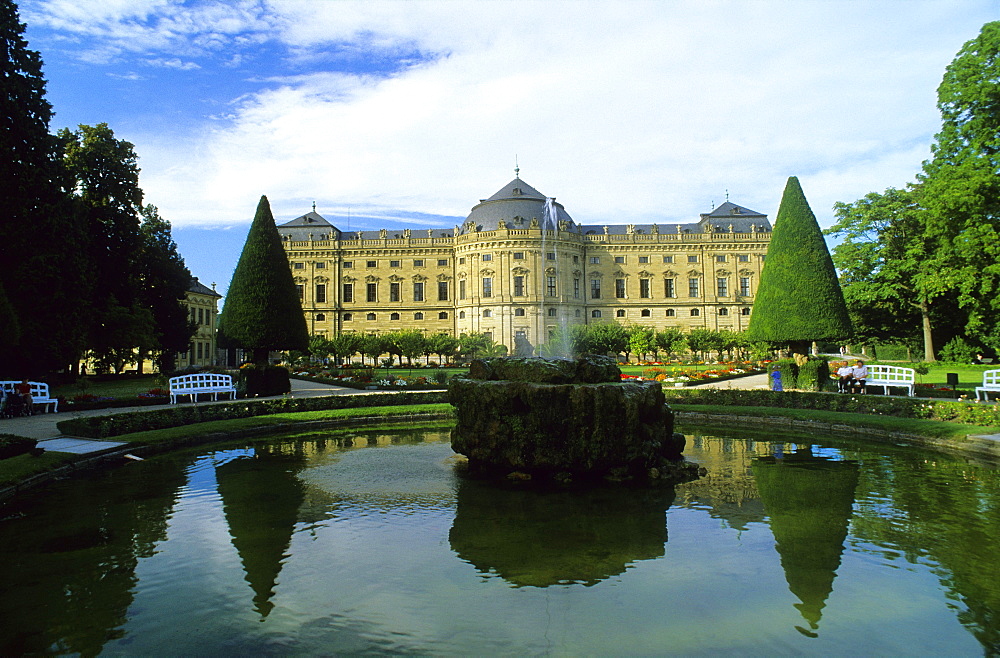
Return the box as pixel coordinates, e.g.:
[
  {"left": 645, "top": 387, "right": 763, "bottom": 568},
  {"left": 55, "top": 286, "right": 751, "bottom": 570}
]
[
  {"left": 917, "top": 20, "right": 1000, "bottom": 349},
  {"left": 747, "top": 177, "right": 851, "bottom": 354},
  {"left": 217, "top": 196, "right": 309, "bottom": 364},
  {"left": 0, "top": 0, "right": 89, "bottom": 375}
]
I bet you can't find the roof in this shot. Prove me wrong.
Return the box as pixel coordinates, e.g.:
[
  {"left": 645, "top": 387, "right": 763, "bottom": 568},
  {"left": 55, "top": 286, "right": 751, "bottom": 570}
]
[
  {"left": 187, "top": 277, "right": 221, "bottom": 298},
  {"left": 462, "top": 177, "right": 575, "bottom": 234},
  {"left": 277, "top": 211, "right": 341, "bottom": 242},
  {"left": 697, "top": 202, "right": 771, "bottom": 233}
]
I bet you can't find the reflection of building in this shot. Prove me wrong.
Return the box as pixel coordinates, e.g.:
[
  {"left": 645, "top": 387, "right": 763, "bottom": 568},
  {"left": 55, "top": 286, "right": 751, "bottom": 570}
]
[
  {"left": 177, "top": 277, "right": 221, "bottom": 368},
  {"left": 278, "top": 175, "right": 772, "bottom": 352}
]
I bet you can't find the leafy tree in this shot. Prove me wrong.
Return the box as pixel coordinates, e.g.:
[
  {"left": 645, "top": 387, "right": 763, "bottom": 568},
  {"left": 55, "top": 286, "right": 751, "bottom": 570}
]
[
  {"left": 584, "top": 322, "right": 628, "bottom": 358},
  {"left": 655, "top": 328, "right": 687, "bottom": 359},
  {"left": 627, "top": 325, "right": 655, "bottom": 362},
  {"left": 328, "top": 332, "right": 360, "bottom": 366},
  {"left": 458, "top": 332, "right": 506, "bottom": 361},
  {"left": 687, "top": 328, "right": 722, "bottom": 360},
  {"left": 356, "top": 333, "right": 387, "bottom": 366},
  {"left": 393, "top": 329, "right": 426, "bottom": 366},
  {"left": 308, "top": 334, "right": 332, "bottom": 362},
  {"left": 217, "top": 196, "right": 309, "bottom": 364},
  {"left": 747, "top": 176, "right": 851, "bottom": 355},
  {"left": 425, "top": 332, "right": 458, "bottom": 365}
]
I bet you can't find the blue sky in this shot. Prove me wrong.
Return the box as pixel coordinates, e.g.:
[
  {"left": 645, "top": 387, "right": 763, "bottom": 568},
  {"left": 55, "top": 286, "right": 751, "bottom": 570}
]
[{"left": 19, "top": 0, "right": 1000, "bottom": 300}]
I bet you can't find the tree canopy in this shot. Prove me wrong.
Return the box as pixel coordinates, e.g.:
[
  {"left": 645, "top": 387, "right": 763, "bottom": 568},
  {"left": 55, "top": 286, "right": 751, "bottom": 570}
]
[
  {"left": 747, "top": 176, "right": 851, "bottom": 353},
  {"left": 217, "top": 196, "right": 309, "bottom": 363}
]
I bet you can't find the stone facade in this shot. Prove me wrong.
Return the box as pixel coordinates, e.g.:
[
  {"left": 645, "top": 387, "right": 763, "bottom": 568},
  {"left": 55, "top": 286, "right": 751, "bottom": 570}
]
[
  {"left": 177, "top": 277, "right": 222, "bottom": 368},
  {"left": 278, "top": 177, "right": 772, "bottom": 354}
]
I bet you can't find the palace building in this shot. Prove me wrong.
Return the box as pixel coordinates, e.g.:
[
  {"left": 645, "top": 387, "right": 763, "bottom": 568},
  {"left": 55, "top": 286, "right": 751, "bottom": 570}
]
[{"left": 277, "top": 175, "right": 772, "bottom": 354}]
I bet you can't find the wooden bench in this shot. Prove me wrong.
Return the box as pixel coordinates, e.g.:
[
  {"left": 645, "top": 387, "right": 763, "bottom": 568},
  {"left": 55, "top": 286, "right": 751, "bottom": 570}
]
[
  {"left": 168, "top": 373, "right": 237, "bottom": 404},
  {"left": 863, "top": 365, "right": 915, "bottom": 396},
  {"left": 0, "top": 381, "right": 59, "bottom": 413},
  {"left": 975, "top": 369, "right": 1000, "bottom": 402}
]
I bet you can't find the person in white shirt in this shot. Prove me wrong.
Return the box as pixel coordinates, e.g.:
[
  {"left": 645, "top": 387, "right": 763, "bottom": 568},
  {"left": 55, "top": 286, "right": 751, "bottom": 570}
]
[
  {"left": 837, "top": 364, "right": 854, "bottom": 393},
  {"left": 851, "top": 360, "right": 868, "bottom": 393}
]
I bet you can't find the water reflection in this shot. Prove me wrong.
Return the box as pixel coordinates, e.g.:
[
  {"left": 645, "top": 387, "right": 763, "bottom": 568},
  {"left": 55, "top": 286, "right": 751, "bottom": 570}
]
[
  {"left": 752, "top": 447, "right": 859, "bottom": 637},
  {"left": 449, "top": 480, "right": 675, "bottom": 587}
]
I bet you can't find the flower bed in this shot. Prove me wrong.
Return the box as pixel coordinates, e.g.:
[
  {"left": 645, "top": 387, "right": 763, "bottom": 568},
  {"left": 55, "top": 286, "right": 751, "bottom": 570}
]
[
  {"left": 292, "top": 368, "right": 451, "bottom": 390},
  {"left": 621, "top": 362, "right": 768, "bottom": 386}
]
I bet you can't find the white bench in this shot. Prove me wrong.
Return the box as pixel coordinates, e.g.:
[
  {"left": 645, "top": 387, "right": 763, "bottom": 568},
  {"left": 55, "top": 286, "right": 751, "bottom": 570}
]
[
  {"left": 863, "top": 365, "right": 915, "bottom": 396},
  {"left": 168, "top": 373, "right": 237, "bottom": 404},
  {"left": 0, "top": 381, "right": 59, "bottom": 413},
  {"left": 975, "top": 369, "right": 1000, "bottom": 402}
]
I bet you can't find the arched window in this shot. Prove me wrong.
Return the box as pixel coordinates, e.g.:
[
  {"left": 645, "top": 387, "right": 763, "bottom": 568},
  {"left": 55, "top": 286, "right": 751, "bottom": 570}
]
[
  {"left": 366, "top": 313, "right": 376, "bottom": 321},
  {"left": 690, "top": 308, "right": 700, "bottom": 317},
  {"left": 315, "top": 313, "right": 326, "bottom": 321},
  {"left": 718, "top": 308, "right": 729, "bottom": 316},
  {"left": 616, "top": 309, "right": 626, "bottom": 318},
  {"left": 390, "top": 312, "right": 400, "bottom": 321},
  {"left": 741, "top": 307, "right": 751, "bottom": 316},
  {"left": 459, "top": 311, "right": 466, "bottom": 319},
  {"left": 665, "top": 309, "right": 675, "bottom": 317},
  {"left": 343, "top": 313, "right": 353, "bottom": 321},
  {"left": 483, "top": 309, "right": 492, "bottom": 318},
  {"left": 641, "top": 309, "right": 651, "bottom": 317},
  {"left": 575, "top": 309, "right": 581, "bottom": 317},
  {"left": 414, "top": 312, "right": 424, "bottom": 320},
  {"left": 515, "top": 308, "right": 525, "bottom": 317},
  {"left": 438, "top": 311, "right": 448, "bottom": 319},
  {"left": 592, "top": 309, "right": 602, "bottom": 318}
]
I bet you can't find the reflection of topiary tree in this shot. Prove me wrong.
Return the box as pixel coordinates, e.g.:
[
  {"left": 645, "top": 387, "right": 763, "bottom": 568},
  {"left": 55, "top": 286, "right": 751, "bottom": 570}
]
[
  {"left": 218, "top": 196, "right": 309, "bottom": 365},
  {"left": 748, "top": 177, "right": 851, "bottom": 356}
]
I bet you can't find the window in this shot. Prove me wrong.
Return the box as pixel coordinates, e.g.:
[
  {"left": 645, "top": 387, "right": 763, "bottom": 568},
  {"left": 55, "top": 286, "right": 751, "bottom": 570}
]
[
  {"left": 438, "top": 281, "right": 449, "bottom": 301},
  {"left": 367, "top": 260, "right": 377, "bottom": 268},
  {"left": 718, "top": 308, "right": 729, "bottom": 316},
  {"left": 513, "top": 275, "right": 525, "bottom": 296},
  {"left": 664, "top": 278, "right": 675, "bottom": 298},
  {"left": 390, "top": 260, "right": 401, "bottom": 268},
  {"left": 738, "top": 254, "right": 750, "bottom": 262},
  {"left": 483, "top": 332, "right": 492, "bottom": 341},
  {"left": 197, "top": 308, "right": 204, "bottom": 325},
  {"left": 390, "top": 282, "right": 400, "bottom": 302},
  {"left": 665, "top": 309, "right": 675, "bottom": 317},
  {"left": 761, "top": 255, "right": 766, "bottom": 262},
  {"left": 316, "top": 313, "right": 325, "bottom": 321},
  {"left": 639, "top": 256, "right": 649, "bottom": 264},
  {"left": 688, "top": 278, "right": 700, "bottom": 297},
  {"left": 641, "top": 309, "right": 651, "bottom": 317},
  {"left": 390, "top": 312, "right": 400, "bottom": 321},
  {"left": 547, "top": 307, "right": 557, "bottom": 317},
  {"left": 590, "top": 256, "right": 601, "bottom": 264},
  {"left": 459, "top": 257, "right": 466, "bottom": 264},
  {"left": 662, "top": 256, "right": 673, "bottom": 264},
  {"left": 197, "top": 342, "right": 203, "bottom": 359},
  {"left": 343, "top": 313, "right": 353, "bottom": 321},
  {"left": 414, "top": 312, "right": 424, "bottom": 320},
  {"left": 343, "top": 261, "right": 353, "bottom": 268},
  {"left": 439, "top": 311, "right": 449, "bottom": 319},
  {"left": 639, "top": 279, "right": 651, "bottom": 298},
  {"left": 573, "top": 255, "right": 579, "bottom": 263},
  {"left": 547, "top": 276, "right": 556, "bottom": 297},
  {"left": 515, "top": 308, "right": 525, "bottom": 317},
  {"left": 575, "top": 309, "right": 581, "bottom": 317},
  {"left": 481, "top": 254, "right": 492, "bottom": 262},
  {"left": 413, "top": 281, "right": 425, "bottom": 302},
  {"left": 615, "top": 278, "right": 626, "bottom": 298},
  {"left": 688, "top": 255, "right": 698, "bottom": 263},
  {"left": 513, "top": 252, "right": 524, "bottom": 260},
  {"left": 741, "top": 307, "right": 751, "bottom": 316},
  {"left": 547, "top": 252, "right": 556, "bottom": 261},
  {"left": 366, "top": 283, "right": 377, "bottom": 302},
  {"left": 315, "top": 284, "right": 327, "bottom": 303},
  {"left": 414, "top": 259, "right": 424, "bottom": 267},
  {"left": 483, "top": 309, "right": 492, "bottom": 318},
  {"left": 316, "top": 262, "right": 326, "bottom": 269},
  {"left": 459, "top": 311, "right": 466, "bottom": 319},
  {"left": 615, "top": 256, "right": 625, "bottom": 264},
  {"left": 740, "top": 277, "right": 751, "bottom": 296},
  {"left": 438, "top": 259, "right": 448, "bottom": 266},
  {"left": 690, "top": 308, "right": 700, "bottom": 317},
  {"left": 717, "top": 278, "right": 728, "bottom": 297},
  {"left": 482, "top": 277, "right": 493, "bottom": 298},
  {"left": 573, "top": 278, "right": 580, "bottom": 299},
  {"left": 459, "top": 279, "right": 466, "bottom": 300},
  {"left": 716, "top": 255, "right": 727, "bottom": 263},
  {"left": 591, "top": 278, "right": 601, "bottom": 299},
  {"left": 616, "top": 309, "right": 626, "bottom": 318},
  {"left": 367, "top": 313, "right": 376, "bottom": 321},
  {"left": 296, "top": 284, "right": 304, "bottom": 300},
  {"left": 293, "top": 262, "right": 304, "bottom": 269},
  {"left": 343, "top": 283, "right": 354, "bottom": 303},
  {"left": 591, "top": 309, "right": 602, "bottom": 318}
]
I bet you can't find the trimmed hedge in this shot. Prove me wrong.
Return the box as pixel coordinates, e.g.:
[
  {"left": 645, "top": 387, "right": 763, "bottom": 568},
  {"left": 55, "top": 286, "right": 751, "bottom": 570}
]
[
  {"left": 664, "top": 388, "right": 1000, "bottom": 427},
  {"left": 57, "top": 391, "right": 449, "bottom": 439},
  {"left": 0, "top": 434, "right": 38, "bottom": 460}
]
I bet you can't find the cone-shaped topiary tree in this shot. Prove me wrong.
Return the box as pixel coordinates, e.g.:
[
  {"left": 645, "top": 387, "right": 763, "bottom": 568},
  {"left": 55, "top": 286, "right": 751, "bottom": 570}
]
[
  {"left": 748, "top": 177, "right": 851, "bottom": 355},
  {"left": 218, "top": 196, "right": 309, "bottom": 364}
]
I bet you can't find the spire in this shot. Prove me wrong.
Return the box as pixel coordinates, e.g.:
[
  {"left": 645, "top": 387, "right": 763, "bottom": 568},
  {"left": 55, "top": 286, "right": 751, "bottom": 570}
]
[
  {"left": 312, "top": 200, "right": 316, "bottom": 212},
  {"left": 514, "top": 155, "right": 520, "bottom": 179}
]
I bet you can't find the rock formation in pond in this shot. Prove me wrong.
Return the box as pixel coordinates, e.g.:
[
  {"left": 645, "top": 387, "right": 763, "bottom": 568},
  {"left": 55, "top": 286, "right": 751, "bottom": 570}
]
[{"left": 449, "top": 356, "right": 700, "bottom": 484}]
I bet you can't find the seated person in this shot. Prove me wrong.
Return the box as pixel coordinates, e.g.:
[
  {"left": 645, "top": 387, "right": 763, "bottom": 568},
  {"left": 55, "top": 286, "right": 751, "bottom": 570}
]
[
  {"left": 836, "top": 364, "right": 854, "bottom": 392},
  {"left": 851, "top": 360, "right": 868, "bottom": 393}
]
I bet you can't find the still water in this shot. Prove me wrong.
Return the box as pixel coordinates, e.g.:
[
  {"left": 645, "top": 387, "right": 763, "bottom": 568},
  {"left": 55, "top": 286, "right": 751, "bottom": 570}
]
[{"left": 1, "top": 425, "right": 999, "bottom": 655}]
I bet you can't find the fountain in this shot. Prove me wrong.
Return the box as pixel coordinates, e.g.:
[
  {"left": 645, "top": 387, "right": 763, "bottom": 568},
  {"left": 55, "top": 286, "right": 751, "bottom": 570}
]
[{"left": 448, "top": 355, "right": 701, "bottom": 484}]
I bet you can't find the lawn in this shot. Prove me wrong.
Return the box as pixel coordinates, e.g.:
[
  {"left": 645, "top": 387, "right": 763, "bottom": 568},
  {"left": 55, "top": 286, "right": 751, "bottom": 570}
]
[{"left": 52, "top": 374, "right": 167, "bottom": 401}]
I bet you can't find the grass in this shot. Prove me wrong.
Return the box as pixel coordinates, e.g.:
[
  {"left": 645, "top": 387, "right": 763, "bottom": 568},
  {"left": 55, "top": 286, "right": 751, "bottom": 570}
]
[
  {"left": 0, "top": 452, "right": 78, "bottom": 487},
  {"left": 52, "top": 374, "right": 166, "bottom": 400}
]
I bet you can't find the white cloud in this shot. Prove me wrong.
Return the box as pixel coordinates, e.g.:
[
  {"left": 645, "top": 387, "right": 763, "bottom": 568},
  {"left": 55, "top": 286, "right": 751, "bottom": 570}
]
[{"left": 28, "top": 0, "right": 996, "bottom": 230}]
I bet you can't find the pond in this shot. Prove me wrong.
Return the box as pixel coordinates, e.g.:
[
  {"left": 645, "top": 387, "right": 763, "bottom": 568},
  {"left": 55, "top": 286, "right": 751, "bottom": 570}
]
[{"left": 1, "top": 424, "right": 998, "bottom": 655}]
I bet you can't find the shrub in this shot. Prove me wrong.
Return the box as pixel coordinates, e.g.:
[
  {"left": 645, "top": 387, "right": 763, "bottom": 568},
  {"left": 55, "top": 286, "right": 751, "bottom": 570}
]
[
  {"left": 239, "top": 364, "right": 291, "bottom": 397},
  {"left": 796, "top": 357, "right": 831, "bottom": 392},
  {"left": 773, "top": 359, "right": 798, "bottom": 389},
  {"left": 0, "top": 434, "right": 38, "bottom": 460}
]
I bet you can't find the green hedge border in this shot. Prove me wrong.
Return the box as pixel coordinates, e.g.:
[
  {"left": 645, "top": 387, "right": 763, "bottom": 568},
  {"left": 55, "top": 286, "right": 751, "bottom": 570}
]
[{"left": 56, "top": 390, "right": 449, "bottom": 439}]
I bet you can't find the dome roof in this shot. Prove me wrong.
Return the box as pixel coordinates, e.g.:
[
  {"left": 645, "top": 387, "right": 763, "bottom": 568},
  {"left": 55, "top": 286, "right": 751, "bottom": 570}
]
[{"left": 461, "top": 178, "right": 575, "bottom": 235}]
